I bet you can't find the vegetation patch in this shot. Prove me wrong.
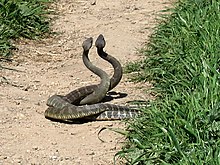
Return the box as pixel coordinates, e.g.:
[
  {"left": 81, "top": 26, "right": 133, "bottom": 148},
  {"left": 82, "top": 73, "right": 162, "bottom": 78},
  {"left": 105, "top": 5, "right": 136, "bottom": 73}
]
[
  {"left": 0, "top": 0, "right": 52, "bottom": 58},
  {"left": 121, "top": 0, "right": 220, "bottom": 164}
]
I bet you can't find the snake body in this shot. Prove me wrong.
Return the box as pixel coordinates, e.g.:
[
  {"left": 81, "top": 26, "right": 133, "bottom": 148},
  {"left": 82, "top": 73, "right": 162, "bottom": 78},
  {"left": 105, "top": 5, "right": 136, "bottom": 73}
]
[
  {"left": 45, "top": 35, "right": 139, "bottom": 120},
  {"left": 46, "top": 95, "right": 138, "bottom": 120}
]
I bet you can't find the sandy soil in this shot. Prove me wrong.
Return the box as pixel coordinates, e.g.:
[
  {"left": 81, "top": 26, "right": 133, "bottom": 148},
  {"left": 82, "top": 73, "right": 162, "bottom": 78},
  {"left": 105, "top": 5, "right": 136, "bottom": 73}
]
[{"left": 0, "top": 0, "right": 170, "bottom": 164}]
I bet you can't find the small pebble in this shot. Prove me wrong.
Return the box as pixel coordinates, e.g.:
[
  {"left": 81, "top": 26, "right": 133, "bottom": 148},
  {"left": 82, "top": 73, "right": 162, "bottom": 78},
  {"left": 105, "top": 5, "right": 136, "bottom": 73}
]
[
  {"left": 50, "top": 155, "right": 58, "bottom": 160},
  {"left": 91, "top": 0, "right": 96, "bottom": 5},
  {"left": 51, "top": 142, "right": 57, "bottom": 145},
  {"left": 32, "top": 146, "right": 38, "bottom": 150}
]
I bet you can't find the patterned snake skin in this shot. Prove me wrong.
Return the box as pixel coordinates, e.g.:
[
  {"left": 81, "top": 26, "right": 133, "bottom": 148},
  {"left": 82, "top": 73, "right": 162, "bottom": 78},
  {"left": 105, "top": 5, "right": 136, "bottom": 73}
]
[{"left": 45, "top": 35, "right": 139, "bottom": 121}]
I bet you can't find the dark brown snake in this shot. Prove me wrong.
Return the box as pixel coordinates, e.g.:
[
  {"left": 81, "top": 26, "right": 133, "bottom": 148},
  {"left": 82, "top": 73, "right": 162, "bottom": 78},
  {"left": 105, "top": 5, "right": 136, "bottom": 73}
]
[
  {"left": 64, "top": 34, "right": 122, "bottom": 105},
  {"left": 45, "top": 34, "right": 139, "bottom": 120}
]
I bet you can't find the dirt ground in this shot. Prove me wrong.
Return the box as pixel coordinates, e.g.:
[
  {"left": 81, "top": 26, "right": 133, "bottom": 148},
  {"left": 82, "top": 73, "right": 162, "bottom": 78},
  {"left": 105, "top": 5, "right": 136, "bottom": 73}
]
[{"left": 0, "top": 0, "right": 170, "bottom": 164}]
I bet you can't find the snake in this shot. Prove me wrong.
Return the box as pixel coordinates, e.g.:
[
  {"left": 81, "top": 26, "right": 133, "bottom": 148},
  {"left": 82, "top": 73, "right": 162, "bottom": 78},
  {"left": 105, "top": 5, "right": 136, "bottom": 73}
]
[
  {"left": 45, "top": 35, "right": 139, "bottom": 120},
  {"left": 64, "top": 34, "right": 122, "bottom": 105}
]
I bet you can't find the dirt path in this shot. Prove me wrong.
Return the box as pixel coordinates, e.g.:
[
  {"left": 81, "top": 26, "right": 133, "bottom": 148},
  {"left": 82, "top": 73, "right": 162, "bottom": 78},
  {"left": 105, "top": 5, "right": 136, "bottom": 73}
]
[{"left": 0, "top": 0, "right": 170, "bottom": 164}]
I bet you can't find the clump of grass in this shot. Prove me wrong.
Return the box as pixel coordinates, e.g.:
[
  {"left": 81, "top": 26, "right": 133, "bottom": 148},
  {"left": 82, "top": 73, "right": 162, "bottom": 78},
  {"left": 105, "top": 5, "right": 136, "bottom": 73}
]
[
  {"left": 0, "top": 0, "right": 52, "bottom": 57},
  {"left": 119, "top": 0, "right": 220, "bottom": 164}
]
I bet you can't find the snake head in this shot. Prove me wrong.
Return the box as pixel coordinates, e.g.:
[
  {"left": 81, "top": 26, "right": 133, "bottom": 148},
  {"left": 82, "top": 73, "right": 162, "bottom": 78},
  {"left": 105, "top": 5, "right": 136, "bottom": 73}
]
[
  {"left": 95, "top": 34, "right": 106, "bottom": 49},
  {"left": 82, "top": 37, "right": 93, "bottom": 51}
]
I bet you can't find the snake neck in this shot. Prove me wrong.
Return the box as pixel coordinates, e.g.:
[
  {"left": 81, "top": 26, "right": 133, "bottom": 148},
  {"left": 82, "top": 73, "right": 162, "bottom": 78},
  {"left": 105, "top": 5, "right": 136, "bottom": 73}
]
[
  {"left": 97, "top": 48, "right": 123, "bottom": 90},
  {"left": 79, "top": 50, "right": 110, "bottom": 105}
]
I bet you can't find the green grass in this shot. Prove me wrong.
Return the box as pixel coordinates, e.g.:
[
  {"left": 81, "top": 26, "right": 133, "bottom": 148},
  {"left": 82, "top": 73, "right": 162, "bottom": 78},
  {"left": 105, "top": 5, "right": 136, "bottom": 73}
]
[
  {"left": 120, "top": 0, "right": 220, "bottom": 164},
  {"left": 0, "top": 0, "right": 52, "bottom": 57}
]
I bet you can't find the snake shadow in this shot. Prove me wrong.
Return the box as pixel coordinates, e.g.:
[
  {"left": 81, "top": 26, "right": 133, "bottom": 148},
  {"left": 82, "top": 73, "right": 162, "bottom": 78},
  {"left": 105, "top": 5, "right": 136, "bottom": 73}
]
[
  {"left": 45, "top": 117, "right": 100, "bottom": 124},
  {"left": 102, "top": 91, "right": 128, "bottom": 102}
]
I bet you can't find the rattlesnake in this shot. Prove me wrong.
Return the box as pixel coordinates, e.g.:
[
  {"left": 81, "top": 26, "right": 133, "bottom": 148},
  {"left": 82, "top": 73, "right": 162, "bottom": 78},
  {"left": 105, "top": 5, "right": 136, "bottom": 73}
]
[{"left": 45, "top": 35, "right": 139, "bottom": 121}]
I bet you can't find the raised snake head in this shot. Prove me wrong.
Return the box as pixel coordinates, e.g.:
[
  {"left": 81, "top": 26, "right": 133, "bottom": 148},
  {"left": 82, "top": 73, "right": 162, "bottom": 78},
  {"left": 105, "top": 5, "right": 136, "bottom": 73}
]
[
  {"left": 95, "top": 34, "right": 106, "bottom": 49},
  {"left": 82, "top": 37, "right": 93, "bottom": 51}
]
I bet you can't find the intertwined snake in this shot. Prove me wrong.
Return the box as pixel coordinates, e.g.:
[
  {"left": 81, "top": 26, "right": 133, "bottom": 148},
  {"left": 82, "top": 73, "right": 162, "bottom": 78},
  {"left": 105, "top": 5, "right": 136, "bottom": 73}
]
[{"left": 45, "top": 34, "right": 139, "bottom": 121}]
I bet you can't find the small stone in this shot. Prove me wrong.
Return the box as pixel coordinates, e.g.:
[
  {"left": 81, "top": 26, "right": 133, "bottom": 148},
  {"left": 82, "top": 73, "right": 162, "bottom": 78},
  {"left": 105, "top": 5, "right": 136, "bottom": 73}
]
[
  {"left": 50, "top": 155, "right": 58, "bottom": 160},
  {"left": 51, "top": 142, "right": 57, "bottom": 145},
  {"left": 106, "top": 124, "right": 113, "bottom": 127},
  {"left": 131, "top": 21, "right": 137, "bottom": 24},
  {"left": 23, "top": 86, "right": 30, "bottom": 91},
  {"left": 88, "top": 152, "right": 95, "bottom": 155},
  {"left": 32, "top": 146, "right": 38, "bottom": 150},
  {"left": 91, "top": 0, "right": 96, "bottom": 5},
  {"left": 35, "top": 102, "right": 40, "bottom": 106},
  {"left": 15, "top": 101, "right": 20, "bottom": 105},
  {"left": 33, "top": 85, "right": 38, "bottom": 90}
]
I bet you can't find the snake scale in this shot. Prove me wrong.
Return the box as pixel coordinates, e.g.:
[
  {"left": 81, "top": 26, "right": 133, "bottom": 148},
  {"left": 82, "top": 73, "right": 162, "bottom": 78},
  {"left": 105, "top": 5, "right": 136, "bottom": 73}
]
[{"left": 45, "top": 34, "right": 139, "bottom": 121}]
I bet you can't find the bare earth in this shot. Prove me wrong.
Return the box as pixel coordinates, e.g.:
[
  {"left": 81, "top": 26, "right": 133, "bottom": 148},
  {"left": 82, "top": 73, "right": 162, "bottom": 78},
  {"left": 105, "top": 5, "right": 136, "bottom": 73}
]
[{"left": 0, "top": 0, "right": 170, "bottom": 164}]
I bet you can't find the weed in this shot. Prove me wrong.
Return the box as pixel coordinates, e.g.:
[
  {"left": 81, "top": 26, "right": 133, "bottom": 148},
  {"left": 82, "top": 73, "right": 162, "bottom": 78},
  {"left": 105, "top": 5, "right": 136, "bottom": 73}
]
[
  {"left": 120, "top": 0, "right": 220, "bottom": 164},
  {"left": 0, "top": 0, "right": 52, "bottom": 57}
]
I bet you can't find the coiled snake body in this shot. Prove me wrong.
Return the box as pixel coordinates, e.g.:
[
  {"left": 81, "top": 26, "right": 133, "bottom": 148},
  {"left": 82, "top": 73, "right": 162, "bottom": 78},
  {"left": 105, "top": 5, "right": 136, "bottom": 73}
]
[{"left": 45, "top": 35, "right": 139, "bottom": 121}]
